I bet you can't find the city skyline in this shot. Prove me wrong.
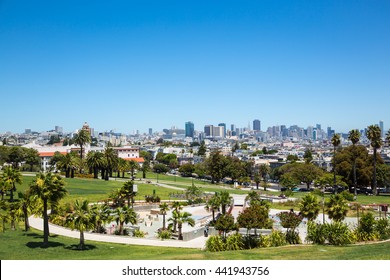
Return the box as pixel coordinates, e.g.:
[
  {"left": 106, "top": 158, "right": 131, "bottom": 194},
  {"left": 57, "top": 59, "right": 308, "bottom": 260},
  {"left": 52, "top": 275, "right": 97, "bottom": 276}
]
[{"left": 1, "top": 1, "right": 389, "bottom": 133}]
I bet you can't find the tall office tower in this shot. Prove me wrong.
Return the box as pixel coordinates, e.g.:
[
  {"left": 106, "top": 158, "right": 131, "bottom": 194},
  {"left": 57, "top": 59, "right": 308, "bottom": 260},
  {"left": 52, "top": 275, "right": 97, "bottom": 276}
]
[
  {"left": 231, "top": 124, "right": 236, "bottom": 132},
  {"left": 204, "top": 125, "right": 213, "bottom": 137},
  {"left": 218, "top": 123, "right": 226, "bottom": 138},
  {"left": 316, "top": 124, "right": 321, "bottom": 131},
  {"left": 253, "top": 119, "right": 261, "bottom": 131},
  {"left": 149, "top": 128, "right": 153, "bottom": 135},
  {"left": 213, "top": 126, "right": 224, "bottom": 137},
  {"left": 307, "top": 126, "right": 314, "bottom": 140},
  {"left": 185, "top": 121, "right": 195, "bottom": 138},
  {"left": 55, "top": 126, "right": 63, "bottom": 134},
  {"left": 313, "top": 128, "right": 317, "bottom": 141},
  {"left": 379, "top": 120, "right": 384, "bottom": 138}
]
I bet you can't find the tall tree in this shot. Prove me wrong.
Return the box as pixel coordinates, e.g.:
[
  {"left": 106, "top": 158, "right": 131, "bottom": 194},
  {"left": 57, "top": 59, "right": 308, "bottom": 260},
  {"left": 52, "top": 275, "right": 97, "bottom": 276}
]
[
  {"left": 29, "top": 172, "right": 67, "bottom": 246},
  {"left": 206, "top": 150, "right": 228, "bottom": 183},
  {"left": 103, "top": 146, "right": 118, "bottom": 180},
  {"left": 86, "top": 151, "right": 104, "bottom": 179},
  {"left": 16, "top": 190, "right": 36, "bottom": 231},
  {"left": 348, "top": 129, "right": 361, "bottom": 196},
  {"left": 205, "top": 193, "right": 220, "bottom": 223},
  {"left": 325, "top": 194, "right": 348, "bottom": 222},
  {"left": 169, "top": 211, "right": 195, "bottom": 240},
  {"left": 2, "top": 166, "right": 22, "bottom": 202},
  {"left": 65, "top": 200, "right": 95, "bottom": 250},
  {"left": 24, "top": 148, "right": 41, "bottom": 172},
  {"left": 299, "top": 193, "right": 320, "bottom": 221},
  {"left": 90, "top": 203, "right": 113, "bottom": 233},
  {"left": 219, "top": 190, "right": 232, "bottom": 215},
  {"left": 366, "top": 125, "right": 383, "bottom": 195},
  {"left": 73, "top": 129, "right": 91, "bottom": 162},
  {"left": 121, "top": 180, "right": 137, "bottom": 208},
  {"left": 159, "top": 202, "right": 169, "bottom": 230},
  {"left": 331, "top": 134, "right": 341, "bottom": 186}
]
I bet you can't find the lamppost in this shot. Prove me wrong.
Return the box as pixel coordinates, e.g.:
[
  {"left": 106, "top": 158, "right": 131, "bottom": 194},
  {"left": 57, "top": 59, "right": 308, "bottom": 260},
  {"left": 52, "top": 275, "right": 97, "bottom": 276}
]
[{"left": 322, "top": 187, "right": 325, "bottom": 224}]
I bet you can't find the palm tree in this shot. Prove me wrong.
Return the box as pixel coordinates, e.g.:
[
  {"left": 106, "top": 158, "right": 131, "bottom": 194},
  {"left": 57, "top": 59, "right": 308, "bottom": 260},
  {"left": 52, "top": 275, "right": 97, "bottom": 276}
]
[
  {"left": 0, "top": 176, "right": 7, "bottom": 200},
  {"left": 168, "top": 211, "right": 195, "bottom": 240},
  {"left": 73, "top": 129, "right": 91, "bottom": 162},
  {"left": 170, "top": 201, "right": 183, "bottom": 232},
  {"left": 298, "top": 193, "right": 320, "bottom": 221},
  {"left": 331, "top": 134, "right": 341, "bottom": 187},
  {"left": 114, "top": 206, "right": 137, "bottom": 235},
  {"left": 159, "top": 202, "right": 169, "bottom": 230},
  {"left": 366, "top": 125, "right": 383, "bottom": 195},
  {"left": 117, "top": 158, "right": 129, "bottom": 178},
  {"left": 128, "top": 160, "right": 139, "bottom": 180},
  {"left": 86, "top": 151, "right": 104, "bottom": 179},
  {"left": 325, "top": 194, "right": 348, "bottom": 222},
  {"left": 90, "top": 203, "right": 113, "bottom": 233},
  {"left": 57, "top": 152, "right": 78, "bottom": 178},
  {"left": 205, "top": 193, "right": 220, "bottom": 223},
  {"left": 16, "top": 190, "right": 36, "bottom": 231},
  {"left": 2, "top": 166, "right": 22, "bottom": 202},
  {"left": 121, "top": 180, "right": 136, "bottom": 208},
  {"left": 219, "top": 190, "right": 232, "bottom": 215},
  {"left": 65, "top": 200, "right": 95, "bottom": 250},
  {"left": 253, "top": 173, "right": 261, "bottom": 190},
  {"left": 29, "top": 172, "right": 67, "bottom": 246},
  {"left": 0, "top": 200, "right": 10, "bottom": 232},
  {"left": 348, "top": 129, "right": 361, "bottom": 197},
  {"left": 103, "top": 146, "right": 118, "bottom": 180}
]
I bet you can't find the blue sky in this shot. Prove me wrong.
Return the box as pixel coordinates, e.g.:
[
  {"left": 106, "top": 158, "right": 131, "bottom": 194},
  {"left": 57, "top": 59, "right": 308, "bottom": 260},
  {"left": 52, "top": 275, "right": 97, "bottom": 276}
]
[{"left": 0, "top": 0, "right": 389, "bottom": 134}]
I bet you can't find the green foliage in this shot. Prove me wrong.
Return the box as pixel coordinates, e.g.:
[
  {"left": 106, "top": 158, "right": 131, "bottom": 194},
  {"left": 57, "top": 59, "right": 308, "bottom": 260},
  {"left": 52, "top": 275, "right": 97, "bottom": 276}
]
[
  {"left": 339, "top": 190, "right": 354, "bottom": 201},
  {"left": 355, "top": 212, "right": 379, "bottom": 242},
  {"left": 299, "top": 193, "right": 320, "bottom": 221},
  {"left": 242, "top": 235, "right": 261, "bottom": 249},
  {"left": 325, "top": 194, "right": 349, "bottom": 222},
  {"left": 237, "top": 204, "right": 272, "bottom": 231},
  {"left": 285, "top": 230, "right": 301, "bottom": 244},
  {"left": 375, "top": 218, "right": 390, "bottom": 240},
  {"left": 215, "top": 214, "right": 236, "bottom": 239},
  {"left": 133, "top": 229, "right": 146, "bottom": 238},
  {"left": 277, "top": 211, "right": 303, "bottom": 230},
  {"left": 306, "top": 222, "right": 327, "bottom": 245},
  {"left": 206, "top": 235, "right": 226, "bottom": 252},
  {"left": 266, "top": 230, "right": 288, "bottom": 247},
  {"left": 225, "top": 233, "right": 244, "bottom": 251},
  {"left": 325, "top": 222, "right": 355, "bottom": 246},
  {"left": 157, "top": 229, "right": 172, "bottom": 240}
]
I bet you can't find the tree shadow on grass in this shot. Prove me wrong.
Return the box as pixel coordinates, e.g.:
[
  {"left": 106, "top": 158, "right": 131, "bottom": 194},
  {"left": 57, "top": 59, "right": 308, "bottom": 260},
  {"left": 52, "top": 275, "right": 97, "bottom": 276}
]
[
  {"left": 26, "top": 241, "right": 65, "bottom": 249},
  {"left": 64, "top": 244, "right": 97, "bottom": 251}
]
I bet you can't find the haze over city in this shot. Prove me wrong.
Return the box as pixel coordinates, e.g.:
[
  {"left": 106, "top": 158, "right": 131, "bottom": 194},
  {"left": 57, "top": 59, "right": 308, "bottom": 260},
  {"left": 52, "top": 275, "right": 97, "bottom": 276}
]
[{"left": 1, "top": 1, "right": 389, "bottom": 133}]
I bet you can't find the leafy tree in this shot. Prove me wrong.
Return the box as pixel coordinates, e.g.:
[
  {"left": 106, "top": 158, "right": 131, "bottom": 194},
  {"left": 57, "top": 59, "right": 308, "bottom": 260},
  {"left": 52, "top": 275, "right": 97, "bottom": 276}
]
[
  {"left": 114, "top": 206, "right": 137, "bottom": 235},
  {"left": 254, "top": 173, "right": 261, "bottom": 190},
  {"left": 178, "top": 163, "right": 195, "bottom": 177},
  {"left": 2, "top": 166, "right": 22, "bottom": 202},
  {"left": 366, "top": 125, "right": 383, "bottom": 195},
  {"left": 277, "top": 211, "right": 303, "bottom": 244},
  {"left": 65, "top": 200, "right": 95, "bottom": 250},
  {"left": 299, "top": 193, "right": 320, "bottom": 221},
  {"left": 153, "top": 163, "right": 169, "bottom": 173},
  {"left": 29, "top": 172, "right": 67, "bottom": 246},
  {"left": 7, "top": 146, "right": 26, "bottom": 168},
  {"left": 237, "top": 204, "right": 272, "bottom": 235},
  {"left": 205, "top": 150, "right": 228, "bottom": 183},
  {"left": 185, "top": 184, "right": 203, "bottom": 204},
  {"left": 287, "top": 154, "right": 299, "bottom": 162},
  {"left": 303, "top": 148, "right": 313, "bottom": 163},
  {"left": 325, "top": 194, "right": 348, "bottom": 222},
  {"left": 24, "top": 148, "right": 41, "bottom": 172},
  {"left": 197, "top": 141, "right": 207, "bottom": 156},
  {"left": 215, "top": 214, "right": 236, "bottom": 239}
]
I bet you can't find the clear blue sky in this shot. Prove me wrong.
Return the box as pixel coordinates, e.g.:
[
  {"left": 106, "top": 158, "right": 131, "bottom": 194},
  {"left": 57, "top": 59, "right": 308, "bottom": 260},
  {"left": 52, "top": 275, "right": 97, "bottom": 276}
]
[{"left": 1, "top": 0, "right": 389, "bottom": 134}]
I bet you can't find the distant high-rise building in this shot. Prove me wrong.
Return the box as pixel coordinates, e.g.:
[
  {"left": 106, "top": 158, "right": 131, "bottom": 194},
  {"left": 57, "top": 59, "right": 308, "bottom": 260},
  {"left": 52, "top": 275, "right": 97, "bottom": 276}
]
[
  {"left": 185, "top": 121, "right": 194, "bottom": 138},
  {"left": 55, "top": 126, "right": 63, "bottom": 134},
  {"left": 218, "top": 123, "right": 226, "bottom": 138},
  {"left": 253, "top": 119, "right": 261, "bottom": 131},
  {"left": 204, "top": 125, "right": 213, "bottom": 137},
  {"left": 379, "top": 120, "right": 384, "bottom": 138},
  {"left": 231, "top": 124, "right": 236, "bottom": 132},
  {"left": 25, "top": 129, "right": 31, "bottom": 134},
  {"left": 149, "top": 128, "right": 153, "bottom": 135}
]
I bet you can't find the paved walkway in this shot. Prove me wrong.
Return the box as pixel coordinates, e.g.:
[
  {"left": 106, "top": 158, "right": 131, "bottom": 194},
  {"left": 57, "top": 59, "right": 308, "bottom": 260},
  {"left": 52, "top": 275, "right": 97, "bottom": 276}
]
[{"left": 29, "top": 215, "right": 208, "bottom": 249}]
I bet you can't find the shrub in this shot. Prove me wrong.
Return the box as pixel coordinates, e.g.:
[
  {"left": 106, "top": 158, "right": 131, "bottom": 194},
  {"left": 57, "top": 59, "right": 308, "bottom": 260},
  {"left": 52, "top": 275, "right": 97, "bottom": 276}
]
[
  {"left": 242, "top": 235, "right": 261, "bottom": 249},
  {"left": 285, "top": 230, "right": 301, "bottom": 244},
  {"left": 340, "top": 190, "right": 354, "bottom": 201},
  {"left": 375, "top": 218, "right": 390, "bottom": 240},
  {"left": 115, "top": 228, "right": 130, "bottom": 236},
  {"left": 206, "top": 235, "right": 226, "bottom": 252},
  {"left": 157, "top": 230, "right": 172, "bottom": 240},
  {"left": 133, "top": 229, "right": 146, "bottom": 238},
  {"left": 267, "top": 230, "right": 287, "bottom": 247},
  {"left": 225, "top": 233, "right": 244, "bottom": 251},
  {"left": 355, "top": 212, "right": 378, "bottom": 242},
  {"left": 325, "top": 222, "right": 355, "bottom": 246},
  {"left": 306, "top": 221, "right": 327, "bottom": 245}
]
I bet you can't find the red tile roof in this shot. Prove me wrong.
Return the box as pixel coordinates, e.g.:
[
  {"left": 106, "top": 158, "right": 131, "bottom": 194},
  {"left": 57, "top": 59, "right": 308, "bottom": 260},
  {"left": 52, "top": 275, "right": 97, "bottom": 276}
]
[
  {"left": 39, "top": 152, "right": 67, "bottom": 157},
  {"left": 123, "top": 157, "right": 145, "bottom": 163}
]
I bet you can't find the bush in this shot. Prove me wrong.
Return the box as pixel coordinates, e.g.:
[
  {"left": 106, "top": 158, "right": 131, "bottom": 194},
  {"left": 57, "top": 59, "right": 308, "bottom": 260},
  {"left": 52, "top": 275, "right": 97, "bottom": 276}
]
[
  {"left": 157, "top": 230, "right": 172, "bottom": 240},
  {"left": 306, "top": 221, "right": 327, "bottom": 245},
  {"left": 133, "top": 229, "right": 146, "bottom": 238},
  {"left": 375, "top": 218, "right": 390, "bottom": 240},
  {"left": 340, "top": 190, "right": 355, "bottom": 202},
  {"left": 206, "top": 235, "right": 226, "bottom": 252},
  {"left": 285, "top": 230, "right": 301, "bottom": 244},
  {"left": 267, "top": 230, "right": 287, "bottom": 247},
  {"left": 115, "top": 228, "right": 130, "bottom": 236},
  {"left": 225, "top": 233, "right": 244, "bottom": 251},
  {"left": 242, "top": 235, "right": 261, "bottom": 249},
  {"left": 355, "top": 212, "right": 378, "bottom": 242},
  {"left": 325, "top": 222, "right": 355, "bottom": 246}
]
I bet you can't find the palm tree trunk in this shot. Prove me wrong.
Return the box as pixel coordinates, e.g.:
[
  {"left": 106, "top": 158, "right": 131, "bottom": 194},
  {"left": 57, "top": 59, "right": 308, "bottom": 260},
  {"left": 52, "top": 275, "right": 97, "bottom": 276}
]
[
  {"left": 71, "top": 169, "right": 75, "bottom": 178},
  {"left": 79, "top": 231, "right": 85, "bottom": 250},
  {"left": 24, "top": 207, "right": 30, "bottom": 231},
  {"left": 10, "top": 183, "right": 15, "bottom": 202},
  {"left": 178, "top": 223, "right": 183, "bottom": 240},
  {"left": 94, "top": 167, "right": 98, "bottom": 179},
  {"left": 43, "top": 200, "right": 49, "bottom": 246},
  {"left": 120, "top": 222, "right": 124, "bottom": 235},
  {"left": 373, "top": 148, "right": 378, "bottom": 195},
  {"left": 162, "top": 214, "right": 166, "bottom": 230},
  {"left": 333, "top": 146, "right": 337, "bottom": 186}
]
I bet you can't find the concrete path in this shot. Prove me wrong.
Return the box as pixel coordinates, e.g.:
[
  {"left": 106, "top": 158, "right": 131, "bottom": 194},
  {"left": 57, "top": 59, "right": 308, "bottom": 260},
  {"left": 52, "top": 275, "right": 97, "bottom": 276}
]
[{"left": 29, "top": 215, "right": 208, "bottom": 249}]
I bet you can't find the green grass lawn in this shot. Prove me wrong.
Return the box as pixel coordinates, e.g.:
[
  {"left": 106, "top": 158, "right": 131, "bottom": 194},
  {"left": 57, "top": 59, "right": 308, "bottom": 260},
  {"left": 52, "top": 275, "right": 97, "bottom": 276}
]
[{"left": 1, "top": 227, "right": 389, "bottom": 260}]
